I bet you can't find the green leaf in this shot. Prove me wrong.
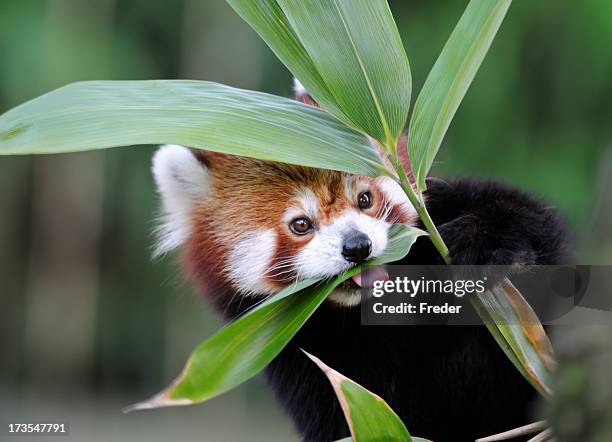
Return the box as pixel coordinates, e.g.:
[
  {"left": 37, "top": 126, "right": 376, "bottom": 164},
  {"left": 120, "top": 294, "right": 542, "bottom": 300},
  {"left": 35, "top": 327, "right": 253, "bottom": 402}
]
[
  {"left": 335, "top": 439, "right": 432, "bottom": 442},
  {"left": 125, "top": 225, "right": 425, "bottom": 410},
  {"left": 304, "top": 351, "right": 413, "bottom": 442},
  {"left": 335, "top": 439, "right": 431, "bottom": 442},
  {"left": 407, "top": 0, "right": 511, "bottom": 191},
  {"left": 367, "top": 224, "right": 427, "bottom": 266},
  {"left": 471, "top": 278, "right": 555, "bottom": 397},
  {"left": 124, "top": 277, "right": 343, "bottom": 411},
  {"left": 0, "top": 80, "right": 389, "bottom": 177},
  {"left": 227, "top": 0, "right": 411, "bottom": 146}
]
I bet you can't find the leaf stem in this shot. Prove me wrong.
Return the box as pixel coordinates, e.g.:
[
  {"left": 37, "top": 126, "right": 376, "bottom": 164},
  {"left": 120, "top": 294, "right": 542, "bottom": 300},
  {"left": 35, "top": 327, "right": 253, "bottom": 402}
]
[
  {"left": 475, "top": 421, "right": 549, "bottom": 442},
  {"left": 391, "top": 155, "right": 451, "bottom": 264}
]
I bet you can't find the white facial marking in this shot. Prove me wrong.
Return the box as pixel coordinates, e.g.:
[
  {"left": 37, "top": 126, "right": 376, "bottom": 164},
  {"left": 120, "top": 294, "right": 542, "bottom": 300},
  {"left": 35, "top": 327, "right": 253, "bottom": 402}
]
[
  {"left": 295, "top": 211, "right": 390, "bottom": 280},
  {"left": 292, "top": 177, "right": 417, "bottom": 307},
  {"left": 296, "top": 188, "right": 319, "bottom": 220},
  {"left": 375, "top": 176, "right": 417, "bottom": 223},
  {"left": 227, "top": 229, "right": 276, "bottom": 296},
  {"left": 152, "top": 144, "right": 209, "bottom": 256},
  {"left": 282, "top": 187, "right": 320, "bottom": 227},
  {"left": 344, "top": 176, "right": 369, "bottom": 201}
]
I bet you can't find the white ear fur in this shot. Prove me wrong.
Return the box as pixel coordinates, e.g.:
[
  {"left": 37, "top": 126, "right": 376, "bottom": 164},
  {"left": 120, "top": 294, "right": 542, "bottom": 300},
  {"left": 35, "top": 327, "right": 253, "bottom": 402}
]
[
  {"left": 293, "top": 77, "right": 307, "bottom": 97},
  {"left": 152, "top": 144, "right": 209, "bottom": 256}
]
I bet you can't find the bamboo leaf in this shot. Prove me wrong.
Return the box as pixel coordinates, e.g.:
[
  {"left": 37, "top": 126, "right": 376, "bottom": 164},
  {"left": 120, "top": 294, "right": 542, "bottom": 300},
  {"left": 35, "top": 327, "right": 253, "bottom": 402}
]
[
  {"left": 408, "top": 0, "right": 511, "bottom": 191},
  {"left": 227, "top": 0, "right": 411, "bottom": 146},
  {"left": 472, "top": 278, "right": 555, "bottom": 397},
  {"left": 0, "top": 80, "right": 389, "bottom": 177},
  {"left": 125, "top": 225, "right": 424, "bottom": 411},
  {"left": 335, "top": 439, "right": 431, "bottom": 442},
  {"left": 225, "top": 0, "right": 341, "bottom": 116},
  {"left": 304, "top": 351, "right": 413, "bottom": 442},
  {"left": 124, "top": 277, "right": 343, "bottom": 411}
]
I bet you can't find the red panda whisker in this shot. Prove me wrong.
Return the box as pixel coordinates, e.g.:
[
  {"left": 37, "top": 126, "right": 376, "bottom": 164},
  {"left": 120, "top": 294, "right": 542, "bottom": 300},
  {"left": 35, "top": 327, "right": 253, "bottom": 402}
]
[
  {"left": 265, "top": 263, "right": 295, "bottom": 274},
  {"left": 375, "top": 195, "right": 389, "bottom": 219},
  {"left": 242, "top": 293, "right": 274, "bottom": 315},
  {"left": 378, "top": 200, "right": 394, "bottom": 223},
  {"left": 383, "top": 207, "right": 393, "bottom": 222},
  {"left": 290, "top": 269, "right": 302, "bottom": 292},
  {"left": 267, "top": 256, "right": 298, "bottom": 264},
  {"left": 267, "top": 269, "right": 298, "bottom": 280},
  {"left": 377, "top": 193, "right": 391, "bottom": 218},
  {"left": 376, "top": 204, "right": 388, "bottom": 221},
  {"left": 265, "top": 268, "right": 296, "bottom": 278},
  {"left": 222, "top": 288, "right": 242, "bottom": 318},
  {"left": 265, "top": 262, "right": 298, "bottom": 275},
  {"left": 378, "top": 197, "right": 392, "bottom": 221},
  {"left": 239, "top": 295, "right": 271, "bottom": 318},
  {"left": 266, "top": 258, "right": 297, "bottom": 270},
  {"left": 234, "top": 291, "right": 250, "bottom": 318}
]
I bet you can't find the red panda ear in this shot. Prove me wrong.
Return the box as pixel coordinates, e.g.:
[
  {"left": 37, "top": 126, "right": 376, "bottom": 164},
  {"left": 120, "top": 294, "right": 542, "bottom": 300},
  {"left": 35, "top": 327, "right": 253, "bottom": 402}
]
[
  {"left": 292, "top": 78, "right": 320, "bottom": 108},
  {"left": 152, "top": 144, "right": 210, "bottom": 256},
  {"left": 189, "top": 148, "right": 210, "bottom": 168}
]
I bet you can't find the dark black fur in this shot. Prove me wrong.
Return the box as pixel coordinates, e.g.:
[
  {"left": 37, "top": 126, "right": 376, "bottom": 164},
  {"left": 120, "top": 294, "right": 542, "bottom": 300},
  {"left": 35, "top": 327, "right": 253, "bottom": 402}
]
[{"left": 226, "top": 178, "right": 570, "bottom": 442}]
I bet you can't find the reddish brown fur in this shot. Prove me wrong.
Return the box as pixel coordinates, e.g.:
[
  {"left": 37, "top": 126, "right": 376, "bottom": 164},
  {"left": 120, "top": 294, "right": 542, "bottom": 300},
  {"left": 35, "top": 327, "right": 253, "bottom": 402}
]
[
  {"left": 184, "top": 90, "right": 415, "bottom": 302},
  {"left": 184, "top": 152, "right": 401, "bottom": 299}
]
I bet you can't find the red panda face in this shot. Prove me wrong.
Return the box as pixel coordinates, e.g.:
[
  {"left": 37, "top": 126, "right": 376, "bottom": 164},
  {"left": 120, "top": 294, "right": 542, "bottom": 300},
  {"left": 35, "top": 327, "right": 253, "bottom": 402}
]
[{"left": 152, "top": 144, "right": 416, "bottom": 306}]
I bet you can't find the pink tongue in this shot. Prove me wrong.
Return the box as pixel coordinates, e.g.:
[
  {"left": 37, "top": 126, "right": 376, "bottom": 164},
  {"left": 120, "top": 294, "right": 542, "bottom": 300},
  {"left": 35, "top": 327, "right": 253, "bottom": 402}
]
[{"left": 351, "top": 266, "right": 389, "bottom": 288}]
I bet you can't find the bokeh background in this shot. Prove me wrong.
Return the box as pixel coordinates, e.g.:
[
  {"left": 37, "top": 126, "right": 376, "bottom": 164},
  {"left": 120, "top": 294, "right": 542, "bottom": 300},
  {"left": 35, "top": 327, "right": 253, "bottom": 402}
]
[{"left": 1, "top": 0, "right": 611, "bottom": 441}]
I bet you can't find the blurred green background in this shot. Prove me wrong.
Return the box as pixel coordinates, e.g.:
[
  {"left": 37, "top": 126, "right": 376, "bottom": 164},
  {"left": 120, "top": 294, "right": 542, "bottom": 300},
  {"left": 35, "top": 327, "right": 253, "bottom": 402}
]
[{"left": 0, "top": 0, "right": 611, "bottom": 441}]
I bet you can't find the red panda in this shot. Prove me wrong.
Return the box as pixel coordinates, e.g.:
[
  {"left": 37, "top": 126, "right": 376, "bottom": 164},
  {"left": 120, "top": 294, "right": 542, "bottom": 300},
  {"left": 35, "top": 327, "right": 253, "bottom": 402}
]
[
  {"left": 152, "top": 143, "right": 417, "bottom": 309},
  {"left": 151, "top": 80, "right": 570, "bottom": 441}
]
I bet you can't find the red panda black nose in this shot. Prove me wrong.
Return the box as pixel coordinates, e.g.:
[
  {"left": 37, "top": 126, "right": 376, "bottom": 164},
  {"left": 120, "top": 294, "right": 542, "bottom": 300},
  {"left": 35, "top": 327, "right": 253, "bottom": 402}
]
[{"left": 342, "top": 232, "right": 372, "bottom": 263}]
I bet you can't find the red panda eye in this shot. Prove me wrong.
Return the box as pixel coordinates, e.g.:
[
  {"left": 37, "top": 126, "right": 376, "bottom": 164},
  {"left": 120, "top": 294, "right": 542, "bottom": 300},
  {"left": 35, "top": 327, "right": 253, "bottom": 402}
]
[
  {"left": 358, "top": 191, "right": 373, "bottom": 209},
  {"left": 290, "top": 217, "right": 313, "bottom": 235}
]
